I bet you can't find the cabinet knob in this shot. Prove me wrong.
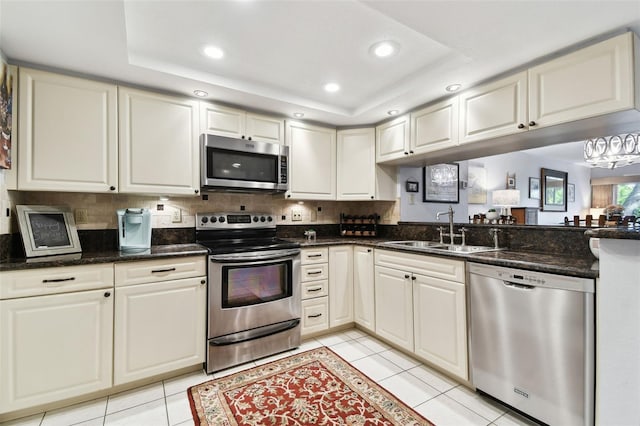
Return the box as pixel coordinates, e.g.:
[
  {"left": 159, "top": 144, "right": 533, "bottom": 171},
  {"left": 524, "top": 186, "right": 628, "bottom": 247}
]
[
  {"left": 241, "top": 135, "right": 246, "bottom": 139},
  {"left": 529, "top": 121, "right": 536, "bottom": 127},
  {"left": 517, "top": 123, "right": 525, "bottom": 129},
  {"left": 194, "top": 189, "right": 199, "bottom": 194},
  {"left": 110, "top": 186, "right": 116, "bottom": 191},
  {"left": 248, "top": 136, "right": 252, "bottom": 141},
  {"left": 409, "top": 150, "right": 414, "bottom": 154},
  {"left": 370, "top": 196, "right": 374, "bottom": 199},
  {"left": 367, "top": 249, "right": 372, "bottom": 252},
  {"left": 287, "top": 194, "right": 291, "bottom": 198},
  {"left": 201, "top": 279, "right": 206, "bottom": 285},
  {"left": 104, "top": 291, "right": 111, "bottom": 298},
  {"left": 411, "top": 276, "right": 416, "bottom": 280},
  {"left": 404, "top": 152, "right": 409, "bottom": 155},
  {"left": 404, "top": 274, "right": 410, "bottom": 279}
]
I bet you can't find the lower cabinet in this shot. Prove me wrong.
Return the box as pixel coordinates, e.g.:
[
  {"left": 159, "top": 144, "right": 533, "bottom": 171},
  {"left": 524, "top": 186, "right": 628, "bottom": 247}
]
[
  {"left": 113, "top": 257, "right": 207, "bottom": 385},
  {"left": 0, "top": 265, "right": 114, "bottom": 414},
  {"left": 301, "top": 297, "right": 329, "bottom": 335},
  {"left": 300, "top": 248, "right": 329, "bottom": 336},
  {"left": 328, "top": 246, "right": 354, "bottom": 328},
  {"left": 353, "top": 246, "right": 375, "bottom": 332},
  {"left": 374, "top": 265, "right": 414, "bottom": 351}
]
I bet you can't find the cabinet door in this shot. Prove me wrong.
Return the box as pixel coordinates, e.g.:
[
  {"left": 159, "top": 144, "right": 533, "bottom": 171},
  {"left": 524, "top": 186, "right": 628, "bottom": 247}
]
[
  {"left": 0, "top": 290, "right": 113, "bottom": 413},
  {"left": 337, "top": 128, "right": 375, "bottom": 200},
  {"left": 411, "top": 97, "right": 459, "bottom": 154},
  {"left": 301, "top": 296, "right": 329, "bottom": 336},
  {"left": 113, "top": 277, "right": 206, "bottom": 385},
  {"left": 285, "top": 121, "right": 336, "bottom": 200},
  {"left": 353, "top": 246, "right": 375, "bottom": 332},
  {"left": 413, "top": 275, "right": 467, "bottom": 380},
  {"left": 529, "top": 32, "right": 636, "bottom": 128},
  {"left": 119, "top": 87, "right": 199, "bottom": 196},
  {"left": 18, "top": 68, "right": 118, "bottom": 192},
  {"left": 200, "top": 102, "right": 245, "bottom": 139},
  {"left": 459, "top": 71, "right": 528, "bottom": 144},
  {"left": 245, "top": 113, "right": 285, "bottom": 144},
  {"left": 374, "top": 265, "right": 413, "bottom": 351},
  {"left": 328, "top": 246, "right": 353, "bottom": 328},
  {"left": 376, "top": 114, "right": 410, "bottom": 163}
]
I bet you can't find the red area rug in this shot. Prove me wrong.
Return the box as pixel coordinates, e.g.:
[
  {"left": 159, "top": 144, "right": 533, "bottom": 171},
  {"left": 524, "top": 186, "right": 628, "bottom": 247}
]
[{"left": 187, "top": 347, "right": 434, "bottom": 425}]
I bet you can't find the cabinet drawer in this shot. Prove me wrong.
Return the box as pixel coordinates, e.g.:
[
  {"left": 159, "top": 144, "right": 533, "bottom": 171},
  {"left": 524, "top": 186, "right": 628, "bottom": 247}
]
[
  {"left": 375, "top": 249, "right": 465, "bottom": 283},
  {"left": 301, "top": 280, "right": 328, "bottom": 300},
  {"left": 301, "top": 296, "right": 329, "bottom": 336},
  {"left": 0, "top": 264, "right": 114, "bottom": 299},
  {"left": 301, "top": 264, "right": 328, "bottom": 282},
  {"left": 301, "top": 248, "right": 328, "bottom": 264},
  {"left": 115, "top": 256, "right": 206, "bottom": 287}
]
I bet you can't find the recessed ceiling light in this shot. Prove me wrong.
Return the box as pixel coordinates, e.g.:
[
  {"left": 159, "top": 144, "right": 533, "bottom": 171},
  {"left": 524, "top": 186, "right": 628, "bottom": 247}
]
[
  {"left": 193, "top": 90, "right": 208, "bottom": 97},
  {"left": 387, "top": 109, "right": 400, "bottom": 116},
  {"left": 293, "top": 112, "right": 305, "bottom": 118},
  {"left": 446, "top": 83, "right": 462, "bottom": 92},
  {"left": 203, "top": 45, "right": 224, "bottom": 59},
  {"left": 370, "top": 41, "right": 399, "bottom": 58},
  {"left": 324, "top": 82, "right": 340, "bottom": 93}
]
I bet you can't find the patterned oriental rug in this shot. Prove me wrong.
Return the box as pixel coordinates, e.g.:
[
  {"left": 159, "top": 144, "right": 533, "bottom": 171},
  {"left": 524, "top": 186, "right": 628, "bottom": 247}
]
[{"left": 188, "top": 347, "right": 434, "bottom": 425}]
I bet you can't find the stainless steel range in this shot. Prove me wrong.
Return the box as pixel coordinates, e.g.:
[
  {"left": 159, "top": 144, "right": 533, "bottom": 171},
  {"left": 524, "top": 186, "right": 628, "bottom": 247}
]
[{"left": 196, "top": 212, "right": 301, "bottom": 373}]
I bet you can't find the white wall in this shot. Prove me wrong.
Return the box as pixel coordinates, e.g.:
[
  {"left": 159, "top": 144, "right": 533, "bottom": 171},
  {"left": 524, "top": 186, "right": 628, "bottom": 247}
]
[{"left": 399, "top": 151, "right": 592, "bottom": 225}]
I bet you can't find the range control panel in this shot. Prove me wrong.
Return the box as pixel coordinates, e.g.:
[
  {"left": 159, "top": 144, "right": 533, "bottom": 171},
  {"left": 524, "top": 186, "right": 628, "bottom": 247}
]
[{"left": 196, "top": 212, "right": 275, "bottom": 230}]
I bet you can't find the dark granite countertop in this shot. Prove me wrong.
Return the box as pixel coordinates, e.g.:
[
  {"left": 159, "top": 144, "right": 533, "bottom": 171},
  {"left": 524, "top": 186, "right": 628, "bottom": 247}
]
[
  {"left": 0, "top": 244, "right": 208, "bottom": 272},
  {"left": 294, "top": 237, "right": 598, "bottom": 279},
  {"left": 585, "top": 227, "right": 640, "bottom": 240}
]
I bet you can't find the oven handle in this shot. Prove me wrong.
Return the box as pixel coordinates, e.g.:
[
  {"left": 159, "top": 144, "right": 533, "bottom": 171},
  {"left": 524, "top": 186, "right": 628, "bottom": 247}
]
[
  {"left": 209, "top": 318, "right": 300, "bottom": 346},
  {"left": 209, "top": 248, "right": 300, "bottom": 263}
]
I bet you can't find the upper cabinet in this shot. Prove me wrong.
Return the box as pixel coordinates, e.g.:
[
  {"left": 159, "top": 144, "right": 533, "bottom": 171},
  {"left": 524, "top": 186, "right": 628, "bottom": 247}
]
[
  {"left": 529, "top": 32, "right": 636, "bottom": 128},
  {"left": 411, "top": 97, "right": 460, "bottom": 153},
  {"left": 285, "top": 121, "right": 336, "bottom": 200},
  {"left": 200, "top": 102, "right": 285, "bottom": 144},
  {"left": 337, "top": 128, "right": 395, "bottom": 201},
  {"left": 18, "top": 68, "right": 118, "bottom": 193},
  {"left": 119, "top": 87, "right": 200, "bottom": 196},
  {"left": 458, "top": 71, "right": 528, "bottom": 144},
  {"left": 375, "top": 114, "right": 410, "bottom": 163}
]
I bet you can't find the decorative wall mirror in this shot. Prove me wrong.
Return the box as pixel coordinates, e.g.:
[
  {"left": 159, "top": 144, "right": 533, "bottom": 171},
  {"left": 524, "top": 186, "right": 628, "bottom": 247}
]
[{"left": 541, "top": 168, "right": 568, "bottom": 211}]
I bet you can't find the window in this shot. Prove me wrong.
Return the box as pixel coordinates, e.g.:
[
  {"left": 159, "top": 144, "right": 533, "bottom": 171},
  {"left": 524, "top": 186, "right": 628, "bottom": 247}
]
[{"left": 613, "top": 182, "right": 640, "bottom": 217}]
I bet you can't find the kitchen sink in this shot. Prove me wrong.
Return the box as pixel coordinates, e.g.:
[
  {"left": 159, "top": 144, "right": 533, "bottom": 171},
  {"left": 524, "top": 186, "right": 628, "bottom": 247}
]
[{"left": 381, "top": 240, "right": 503, "bottom": 253}]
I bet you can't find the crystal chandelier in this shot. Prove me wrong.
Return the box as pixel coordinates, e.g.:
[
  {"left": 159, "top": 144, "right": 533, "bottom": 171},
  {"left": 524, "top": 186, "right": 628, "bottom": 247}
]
[{"left": 584, "top": 133, "right": 640, "bottom": 169}]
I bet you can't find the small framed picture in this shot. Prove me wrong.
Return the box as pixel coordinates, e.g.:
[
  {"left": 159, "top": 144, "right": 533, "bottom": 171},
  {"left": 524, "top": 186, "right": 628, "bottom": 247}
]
[
  {"left": 405, "top": 179, "right": 419, "bottom": 193},
  {"left": 16, "top": 205, "right": 82, "bottom": 258},
  {"left": 529, "top": 177, "right": 540, "bottom": 200},
  {"left": 568, "top": 183, "right": 575, "bottom": 203},
  {"left": 507, "top": 174, "right": 516, "bottom": 189}
]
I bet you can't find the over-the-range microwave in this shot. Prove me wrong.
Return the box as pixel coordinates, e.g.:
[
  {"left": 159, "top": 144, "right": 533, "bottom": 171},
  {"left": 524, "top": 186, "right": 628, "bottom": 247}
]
[{"left": 200, "top": 134, "right": 288, "bottom": 193}]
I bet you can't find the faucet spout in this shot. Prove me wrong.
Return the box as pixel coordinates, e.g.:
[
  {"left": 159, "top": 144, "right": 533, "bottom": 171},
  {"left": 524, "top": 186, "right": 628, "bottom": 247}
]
[{"left": 436, "top": 205, "right": 456, "bottom": 244}]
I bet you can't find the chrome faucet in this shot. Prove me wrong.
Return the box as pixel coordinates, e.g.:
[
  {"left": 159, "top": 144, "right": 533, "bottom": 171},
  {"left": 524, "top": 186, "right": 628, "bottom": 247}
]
[{"left": 436, "top": 205, "right": 461, "bottom": 245}]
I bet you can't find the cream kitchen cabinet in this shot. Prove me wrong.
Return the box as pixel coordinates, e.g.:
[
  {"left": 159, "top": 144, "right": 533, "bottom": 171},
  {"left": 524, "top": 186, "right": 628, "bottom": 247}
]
[
  {"left": 353, "top": 246, "right": 375, "bottom": 332},
  {"left": 529, "top": 31, "right": 637, "bottom": 128},
  {"left": 328, "top": 246, "right": 354, "bottom": 328},
  {"left": 119, "top": 87, "right": 200, "bottom": 196},
  {"left": 410, "top": 97, "right": 460, "bottom": 153},
  {"left": 458, "top": 71, "right": 528, "bottom": 144},
  {"left": 0, "top": 264, "right": 114, "bottom": 414},
  {"left": 374, "top": 264, "right": 414, "bottom": 351},
  {"left": 113, "top": 256, "right": 206, "bottom": 385},
  {"left": 300, "top": 248, "right": 329, "bottom": 336},
  {"left": 285, "top": 121, "right": 336, "bottom": 200},
  {"left": 200, "top": 102, "right": 285, "bottom": 144},
  {"left": 375, "top": 114, "right": 411, "bottom": 163},
  {"left": 17, "top": 68, "right": 118, "bottom": 192},
  {"left": 337, "top": 128, "right": 396, "bottom": 201}
]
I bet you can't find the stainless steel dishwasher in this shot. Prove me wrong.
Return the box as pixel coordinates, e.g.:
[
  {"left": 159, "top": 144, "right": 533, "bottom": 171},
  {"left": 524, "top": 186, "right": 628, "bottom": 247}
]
[{"left": 468, "top": 263, "right": 595, "bottom": 426}]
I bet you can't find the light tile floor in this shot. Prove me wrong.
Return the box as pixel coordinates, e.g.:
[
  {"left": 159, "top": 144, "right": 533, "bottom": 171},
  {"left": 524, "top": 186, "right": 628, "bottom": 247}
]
[{"left": 1, "top": 329, "right": 540, "bottom": 426}]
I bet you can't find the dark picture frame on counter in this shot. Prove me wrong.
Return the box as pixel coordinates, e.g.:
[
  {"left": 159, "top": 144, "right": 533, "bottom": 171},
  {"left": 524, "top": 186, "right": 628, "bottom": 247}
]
[
  {"left": 529, "top": 177, "right": 540, "bottom": 199},
  {"left": 540, "top": 168, "right": 568, "bottom": 212},
  {"left": 423, "top": 163, "right": 459, "bottom": 203},
  {"left": 16, "top": 205, "right": 82, "bottom": 258}
]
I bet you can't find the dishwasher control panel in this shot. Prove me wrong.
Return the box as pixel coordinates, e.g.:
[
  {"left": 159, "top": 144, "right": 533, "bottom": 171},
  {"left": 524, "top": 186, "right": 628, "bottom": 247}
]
[
  {"left": 496, "top": 270, "right": 546, "bottom": 285},
  {"left": 469, "top": 263, "right": 594, "bottom": 293}
]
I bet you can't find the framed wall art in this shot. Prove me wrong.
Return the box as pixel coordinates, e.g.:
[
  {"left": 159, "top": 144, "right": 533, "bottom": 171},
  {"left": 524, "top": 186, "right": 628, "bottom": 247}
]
[
  {"left": 529, "top": 177, "right": 540, "bottom": 200},
  {"left": 423, "top": 163, "right": 459, "bottom": 203},
  {"left": 468, "top": 165, "right": 487, "bottom": 204}
]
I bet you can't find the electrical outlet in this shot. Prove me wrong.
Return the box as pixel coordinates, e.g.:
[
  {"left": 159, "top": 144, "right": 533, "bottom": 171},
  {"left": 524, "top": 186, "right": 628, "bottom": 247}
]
[
  {"left": 409, "top": 194, "right": 415, "bottom": 205},
  {"left": 75, "top": 208, "right": 88, "bottom": 224},
  {"left": 171, "top": 207, "right": 182, "bottom": 223},
  {"left": 292, "top": 209, "right": 302, "bottom": 221}
]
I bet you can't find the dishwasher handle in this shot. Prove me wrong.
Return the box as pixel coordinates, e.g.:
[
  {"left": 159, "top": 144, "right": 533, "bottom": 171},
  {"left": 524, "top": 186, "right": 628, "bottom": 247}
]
[{"left": 503, "top": 281, "right": 535, "bottom": 290}]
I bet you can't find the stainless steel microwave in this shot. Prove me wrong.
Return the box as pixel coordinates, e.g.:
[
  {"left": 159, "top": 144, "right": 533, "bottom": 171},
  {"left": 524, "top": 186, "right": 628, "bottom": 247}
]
[{"left": 200, "top": 134, "right": 288, "bottom": 193}]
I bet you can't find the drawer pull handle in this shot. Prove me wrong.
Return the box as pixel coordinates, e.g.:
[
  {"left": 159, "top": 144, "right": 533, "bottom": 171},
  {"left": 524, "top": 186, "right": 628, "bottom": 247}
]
[
  {"left": 151, "top": 267, "right": 176, "bottom": 274},
  {"left": 43, "top": 277, "right": 75, "bottom": 284},
  {"left": 307, "top": 271, "right": 322, "bottom": 275},
  {"left": 308, "top": 313, "right": 322, "bottom": 318},
  {"left": 307, "top": 254, "right": 322, "bottom": 258},
  {"left": 307, "top": 287, "right": 323, "bottom": 292}
]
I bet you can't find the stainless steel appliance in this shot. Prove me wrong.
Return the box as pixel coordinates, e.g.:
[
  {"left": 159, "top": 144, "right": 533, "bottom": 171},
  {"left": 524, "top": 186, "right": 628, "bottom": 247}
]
[
  {"left": 200, "top": 134, "right": 288, "bottom": 193},
  {"left": 468, "top": 263, "right": 595, "bottom": 426},
  {"left": 196, "top": 212, "right": 300, "bottom": 373}
]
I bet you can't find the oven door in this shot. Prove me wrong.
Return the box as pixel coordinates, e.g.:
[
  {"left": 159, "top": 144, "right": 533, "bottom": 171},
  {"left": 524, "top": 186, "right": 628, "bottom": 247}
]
[{"left": 208, "top": 249, "right": 300, "bottom": 338}]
